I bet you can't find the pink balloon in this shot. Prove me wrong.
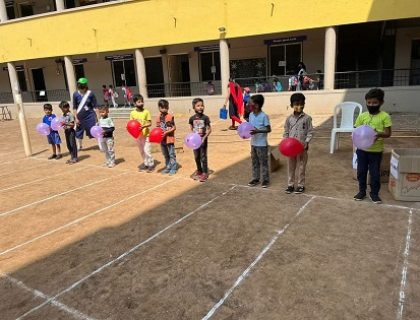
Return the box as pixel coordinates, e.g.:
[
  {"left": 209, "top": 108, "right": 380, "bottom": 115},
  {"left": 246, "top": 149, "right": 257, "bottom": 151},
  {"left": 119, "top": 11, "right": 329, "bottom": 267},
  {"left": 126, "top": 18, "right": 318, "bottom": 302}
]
[
  {"left": 237, "top": 122, "right": 254, "bottom": 139},
  {"left": 50, "top": 117, "right": 63, "bottom": 131},
  {"left": 352, "top": 125, "right": 376, "bottom": 150},
  {"left": 36, "top": 123, "right": 50, "bottom": 136},
  {"left": 90, "top": 125, "right": 104, "bottom": 138},
  {"left": 184, "top": 133, "right": 202, "bottom": 149}
]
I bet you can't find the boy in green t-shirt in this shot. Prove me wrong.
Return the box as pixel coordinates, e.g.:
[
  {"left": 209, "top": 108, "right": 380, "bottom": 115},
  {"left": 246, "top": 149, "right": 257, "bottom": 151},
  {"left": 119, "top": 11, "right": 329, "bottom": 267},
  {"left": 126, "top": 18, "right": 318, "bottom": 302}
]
[{"left": 354, "top": 88, "right": 392, "bottom": 204}]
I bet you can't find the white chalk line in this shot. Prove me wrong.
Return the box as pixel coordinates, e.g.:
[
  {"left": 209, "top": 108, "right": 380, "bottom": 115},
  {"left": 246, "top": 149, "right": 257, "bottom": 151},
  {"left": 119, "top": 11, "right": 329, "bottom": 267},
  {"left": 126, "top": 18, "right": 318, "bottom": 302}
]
[
  {"left": 0, "top": 167, "right": 88, "bottom": 193},
  {"left": 202, "top": 196, "right": 315, "bottom": 320},
  {"left": 0, "top": 177, "right": 179, "bottom": 257},
  {"left": 16, "top": 185, "right": 237, "bottom": 319},
  {"left": 0, "top": 172, "right": 128, "bottom": 218},
  {"left": 396, "top": 209, "right": 413, "bottom": 320},
  {"left": 0, "top": 162, "right": 49, "bottom": 178},
  {"left": 0, "top": 272, "right": 96, "bottom": 320}
]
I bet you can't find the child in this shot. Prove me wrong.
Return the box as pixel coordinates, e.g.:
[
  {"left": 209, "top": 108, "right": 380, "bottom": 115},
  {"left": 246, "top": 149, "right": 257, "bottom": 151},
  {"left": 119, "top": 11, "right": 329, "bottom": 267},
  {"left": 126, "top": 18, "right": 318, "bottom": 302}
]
[
  {"left": 156, "top": 99, "right": 177, "bottom": 175},
  {"left": 97, "top": 105, "right": 115, "bottom": 168},
  {"left": 42, "top": 103, "right": 62, "bottom": 160},
  {"left": 247, "top": 94, "right": 271, "bottom": 188},
  {"left": 109, "top": 84, "right": 118, "bottom": 108},
  {"left": 102, "top": 85, "right": 110, "bottom": 107},
  {"left": 59, "top": 101, "right": 78, "bottom": 164},
  {"left": 130, "top": 94, "right": 155, "bottom": 172},
  {"left": 189, "top": 98, "right": 211, "bottom": 182},
  {"left": 284, "top": 93, "right": 313, "bottom": 194},
  {"left": 354, "top": 88, "right": 392, "bottom": 204}
]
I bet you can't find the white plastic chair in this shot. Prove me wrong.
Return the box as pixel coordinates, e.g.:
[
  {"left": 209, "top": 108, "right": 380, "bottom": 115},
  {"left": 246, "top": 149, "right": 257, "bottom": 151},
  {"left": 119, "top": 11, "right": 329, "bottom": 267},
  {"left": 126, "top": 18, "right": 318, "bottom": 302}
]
[{"left": 330, "top": 102, "right": 363, "bottom": 154}]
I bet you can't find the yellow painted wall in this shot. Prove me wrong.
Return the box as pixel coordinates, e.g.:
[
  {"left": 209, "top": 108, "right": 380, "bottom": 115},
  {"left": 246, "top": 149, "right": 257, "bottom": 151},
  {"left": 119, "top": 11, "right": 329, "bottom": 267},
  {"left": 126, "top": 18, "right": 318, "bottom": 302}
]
[{"left": 0, "top": 0, "right": 419, "bottom": 63}]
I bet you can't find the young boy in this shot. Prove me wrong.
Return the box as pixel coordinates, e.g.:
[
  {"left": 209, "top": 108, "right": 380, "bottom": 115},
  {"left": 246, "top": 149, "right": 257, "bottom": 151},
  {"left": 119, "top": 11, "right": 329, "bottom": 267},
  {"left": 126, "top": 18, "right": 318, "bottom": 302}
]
[
  {"left": 189, "top": 98, "right": 211, "bottom": 182},
  {"left": 59, "top": 101, "right": 78, "bottom": 164},
  {"left": 156, "top": 99, "right": 177, "bottom": 175},
  {"left": 98, "top": 105, "right": 115, "bottom": 168},
  {"left": 284, "top": 93, "right": 313, "bottom": 194},
  {"left": 42, "top": 103, "right": 62, "bottom": 160},
  {"left": 354, "top": 88, "right": 392, "bottom": 204},
  {"left": 247, "top": 94, "right": 271, "bottom": 188},
  {"left": 130, "top": 94, "right": 155, "bottom": 172}
]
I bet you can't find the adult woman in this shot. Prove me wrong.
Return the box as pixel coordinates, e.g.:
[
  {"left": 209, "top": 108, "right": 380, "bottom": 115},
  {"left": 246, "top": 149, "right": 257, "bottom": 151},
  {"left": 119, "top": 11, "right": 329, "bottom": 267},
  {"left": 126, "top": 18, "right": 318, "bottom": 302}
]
[{"left": 223, "top": 79, "right": 244, "bottom": 130}]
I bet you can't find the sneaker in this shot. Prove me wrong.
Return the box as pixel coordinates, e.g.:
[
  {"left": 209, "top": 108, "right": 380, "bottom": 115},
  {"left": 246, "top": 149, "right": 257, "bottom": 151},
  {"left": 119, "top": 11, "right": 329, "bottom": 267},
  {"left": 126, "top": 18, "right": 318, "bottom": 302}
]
[
  {"left": 294, "top": 186, "right": 305, "bottom": 194},
  {"left": 55, "top": 154, "right": 62, "bottom": 160},
  {"left": 199, "top": 173, "right": 208, "bottom": 182},
  {"left": 353, "top": 191, "right": 366, "bottom": 201},
  {"left": 261, "top": 181, "right": 270, "bottom": 188},
  {"left": 147, "top": 166, "right": 155, "bottom": 173},
  {"left": 192, "top": 171, "right": 202, "bottom": 180},
  {"left": 369, "top": 193, "right": 382, "bottom": 204},
  {"left": 138, "top": 164, "right": 148, "bottom": 172},
  {"left": 248, "top": 179, "right": 260, "bottom": 187},
  {"left": 161, "top": 168, "right": 170, "bottom": 174},
  {"left": 285, "top": 186, "right": 294, "bottom": 194},
  {"left": 107, "top": 162, "right": 115, "bottom": 168},
  {"left": 48, "top": 154, "right": 57, "bottom": 160},
  {"left": 169, "top": 170, "right": 177, "bottom": 175}
]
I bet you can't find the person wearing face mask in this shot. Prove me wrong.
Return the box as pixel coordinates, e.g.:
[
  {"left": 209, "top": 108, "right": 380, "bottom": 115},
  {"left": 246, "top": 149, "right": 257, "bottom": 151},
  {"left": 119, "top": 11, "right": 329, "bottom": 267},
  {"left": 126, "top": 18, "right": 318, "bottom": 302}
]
[
  {"left": 283, "top": 93, "right": 314, "bottom": 194},
  {"left": 354, "top": 88, "right": 392, "bottom": 204}
]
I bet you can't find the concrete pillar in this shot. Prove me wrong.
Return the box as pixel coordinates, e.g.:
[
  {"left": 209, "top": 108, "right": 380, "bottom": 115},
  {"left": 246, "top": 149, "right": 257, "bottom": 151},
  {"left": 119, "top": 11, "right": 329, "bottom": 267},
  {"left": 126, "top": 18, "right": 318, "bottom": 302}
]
[
  {"left": 323, "top": 26, "right": 337, "bottom": 90},
  {"left": 0, "top": 0, "right": 8, "bottom": 22},
  {"left": 134, "top": 49, "right": 148, "bottom": 98},
  {"left": 55, "top": 0, "right": 65, "bottom": 11},
  {"left": 161, "top": 54, "right": 170, "bottom": 97},
  {"left": 8, "top": 62, "right": 32, "bottom": 156},
  {"left": 219, "top": 39, "right": 230, "bottom": 96},
  {"left": 64, "top": 56, "right": 77, "bottom": 104}
]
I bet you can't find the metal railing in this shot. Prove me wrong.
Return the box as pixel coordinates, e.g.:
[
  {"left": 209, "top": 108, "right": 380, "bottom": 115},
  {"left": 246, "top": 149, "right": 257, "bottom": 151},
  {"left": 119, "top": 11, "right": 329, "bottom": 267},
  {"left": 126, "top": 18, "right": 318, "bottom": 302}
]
[{"left": 146, "top": 81, "right": 222, "bottom": 98}]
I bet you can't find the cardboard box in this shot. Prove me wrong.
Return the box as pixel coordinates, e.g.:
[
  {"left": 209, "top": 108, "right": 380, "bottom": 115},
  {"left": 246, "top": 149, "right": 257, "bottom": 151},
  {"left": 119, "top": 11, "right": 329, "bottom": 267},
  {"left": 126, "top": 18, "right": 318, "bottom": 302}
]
[
  {"left": 270, "top": 145, "right": 282, "bottom": 172},
  {"left": 352, "top": 151, "right": 391, "bottom": 183},
  {"left": 388, "top": 148, "right": 420, "bottom": 201}
]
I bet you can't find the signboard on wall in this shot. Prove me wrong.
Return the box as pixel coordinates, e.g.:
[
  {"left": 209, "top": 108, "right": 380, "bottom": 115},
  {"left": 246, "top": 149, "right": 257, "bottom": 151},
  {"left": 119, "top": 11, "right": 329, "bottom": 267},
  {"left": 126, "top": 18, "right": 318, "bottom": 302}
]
[
  {"left": 105, "top": 54, "right": 134, "bottom": 61},
  {"left": 264, "top": 36, "right": 307, "bottom": 45},
  {"left": 2, "top": 65, "right": 24, "bottom": 71},
  {"left": 73, "top": 58, "right": 88, "bottom": 64},
  {"left": 194, "top": 45, "right": 220, "bottom": 52}
]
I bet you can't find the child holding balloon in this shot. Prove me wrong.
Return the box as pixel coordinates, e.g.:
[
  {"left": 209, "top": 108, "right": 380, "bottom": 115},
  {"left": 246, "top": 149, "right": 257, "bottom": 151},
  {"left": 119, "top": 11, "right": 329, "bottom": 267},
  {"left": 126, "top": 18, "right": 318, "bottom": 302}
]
[
  {"left": 97, "top": 105, "right": 116, "bottom": 168},
  {"left": 156, "top": 99, "right": 177, "bottom": 175},
  {"left": 247, "top": 94, "right": 271, "bottom": 188},
  {"left": 130, "top": 94, "right": 155, "bottom": 172},
  {"left": 283, "top": 93, "right": 313, "bottom": 194},
  {"left": 59, "top": 101, "right": 78, "bottom": 164},
  {"left": 42, "top": 104, "right": 62, "bottom": 160},
  {"left": 353, "top": 88, "right": 392, "bottom": 204},
  {"left": 189, "top": 98, "right": 211, "bottom": 182}
]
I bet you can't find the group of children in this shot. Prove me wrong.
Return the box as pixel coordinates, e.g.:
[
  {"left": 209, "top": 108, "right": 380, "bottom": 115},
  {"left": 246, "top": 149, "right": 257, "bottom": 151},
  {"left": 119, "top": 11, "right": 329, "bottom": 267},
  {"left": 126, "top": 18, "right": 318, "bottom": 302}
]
[{"left": 43, "top": 87, "right": 392, "bottom": 204}]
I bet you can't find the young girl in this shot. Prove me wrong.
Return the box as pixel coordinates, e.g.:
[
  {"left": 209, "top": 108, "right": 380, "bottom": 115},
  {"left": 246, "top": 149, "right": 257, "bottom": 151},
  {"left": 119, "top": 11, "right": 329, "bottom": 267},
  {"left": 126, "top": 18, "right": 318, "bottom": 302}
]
[
  {"left": 156, "top": 99, "right": 177, "bottom": 175},
  {"left": 189, "top": 98, "right": 211, "bottom": 182},
  {"left": 130, "top": 94, "right": 155, "bottom": 172}
]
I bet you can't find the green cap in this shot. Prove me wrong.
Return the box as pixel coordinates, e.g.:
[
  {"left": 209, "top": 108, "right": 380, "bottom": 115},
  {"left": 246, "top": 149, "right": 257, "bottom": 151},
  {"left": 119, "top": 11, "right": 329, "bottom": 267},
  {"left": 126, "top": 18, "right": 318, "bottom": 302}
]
[{"left": 77, "top": 77, "right": 88, "bottom": 85}]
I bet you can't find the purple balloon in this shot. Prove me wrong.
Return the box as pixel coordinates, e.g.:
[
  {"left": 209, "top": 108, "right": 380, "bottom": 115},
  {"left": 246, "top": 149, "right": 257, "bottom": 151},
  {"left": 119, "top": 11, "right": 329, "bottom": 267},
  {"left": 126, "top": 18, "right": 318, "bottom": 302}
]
[
  {"left": 90, "top": 125, "right": 104, "bottom": 138},
  {"left": 184, "top": 133, "right": 202, "bottom": 149},
  {"left": 352, "top": 125, "right": 376, "bottom": 149},
  {"left": 237, "top": 122, "right": 254, "bottom": 139},
  {"left": 50, "top": 117, "right": 63, "bottom": 131},
  {"left": 36, "top": 123, "right": 50, "bottom": 136}
]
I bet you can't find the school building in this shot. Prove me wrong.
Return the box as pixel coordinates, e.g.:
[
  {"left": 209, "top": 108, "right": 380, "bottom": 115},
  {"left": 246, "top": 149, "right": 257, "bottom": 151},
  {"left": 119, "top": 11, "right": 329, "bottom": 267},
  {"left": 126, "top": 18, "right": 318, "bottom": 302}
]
[{"left": 0, "top": 0, "right": 420, "bottom": 118}]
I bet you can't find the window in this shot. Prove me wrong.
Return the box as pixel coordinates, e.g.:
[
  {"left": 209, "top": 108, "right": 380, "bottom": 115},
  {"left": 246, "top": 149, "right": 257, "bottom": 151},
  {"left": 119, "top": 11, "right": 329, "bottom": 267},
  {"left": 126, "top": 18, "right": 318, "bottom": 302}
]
[
  {"left": 200, "top": 52, "right": 220, "bottom": 81},
  {"left": 269, "top": 43, "right": 302, "bottom": 76},
  {"left": 17, "top": 70, "right": 27, "bottom": 92},
  {"left": 65, "top": 0, "right": 76, "bottom": 8},
  {"left": 19, "top": 3, "right": 34, "bottom": 17},
  {"left": 111, "top": 59, "right": 136, "bottom": 87},
  {"left": 74, "top": 64, "right": 85, "bottom": 81},
  {"left": 6, "top": 3, "right": 15, "bottom": 19}
]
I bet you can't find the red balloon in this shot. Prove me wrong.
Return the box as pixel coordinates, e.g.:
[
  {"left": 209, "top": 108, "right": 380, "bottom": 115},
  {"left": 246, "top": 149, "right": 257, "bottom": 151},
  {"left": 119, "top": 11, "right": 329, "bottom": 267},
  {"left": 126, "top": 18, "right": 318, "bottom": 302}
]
[
  {"left": 279, "top": 138, "right": 304, "bottom": 157},
  {"left": 149, "top": 128, "right": 164, "bottom": 143},
  {"left": 126, "top": 120, "right": 142, "bottom": 139}
]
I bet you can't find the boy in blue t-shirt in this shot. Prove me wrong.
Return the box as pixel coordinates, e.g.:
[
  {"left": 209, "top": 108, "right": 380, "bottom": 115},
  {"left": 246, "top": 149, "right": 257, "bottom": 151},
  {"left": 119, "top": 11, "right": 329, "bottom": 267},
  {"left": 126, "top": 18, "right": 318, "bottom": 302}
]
[
  {"left": 42, "top": 103, "right": 62, "bottom": 160},
  {"left": 248, "top": 94, "right": 271, "bottom": 188}
]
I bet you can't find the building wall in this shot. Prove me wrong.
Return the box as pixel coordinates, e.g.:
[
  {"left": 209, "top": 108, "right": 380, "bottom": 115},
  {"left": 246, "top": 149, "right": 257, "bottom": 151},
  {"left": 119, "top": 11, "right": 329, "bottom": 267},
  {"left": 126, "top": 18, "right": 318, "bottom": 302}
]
[
  {"left": 395, "top": 27, "right": 420, "bottom": 69},
  {"left": 1, "top": 0, "right": 420, "bottom": 63}
]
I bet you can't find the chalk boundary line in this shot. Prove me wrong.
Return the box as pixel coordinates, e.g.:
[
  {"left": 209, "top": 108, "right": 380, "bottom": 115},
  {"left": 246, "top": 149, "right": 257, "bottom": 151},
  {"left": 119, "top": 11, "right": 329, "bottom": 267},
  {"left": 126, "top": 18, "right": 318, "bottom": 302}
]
[{"left": 15, "top": 185, "right": 237, "bottom": 319}]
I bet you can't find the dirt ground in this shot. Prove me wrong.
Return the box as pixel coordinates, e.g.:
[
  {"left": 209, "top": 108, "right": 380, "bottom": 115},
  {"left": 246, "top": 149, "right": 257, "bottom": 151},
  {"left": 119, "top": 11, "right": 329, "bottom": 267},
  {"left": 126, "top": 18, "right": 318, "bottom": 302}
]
[{"left": 0, "top": 110, "right": 419, "bottom": 320}]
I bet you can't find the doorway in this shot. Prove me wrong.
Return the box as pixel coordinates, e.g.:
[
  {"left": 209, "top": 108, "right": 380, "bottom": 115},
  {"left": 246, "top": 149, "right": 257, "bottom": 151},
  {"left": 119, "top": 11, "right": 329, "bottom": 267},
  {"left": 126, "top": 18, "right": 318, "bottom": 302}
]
[
  {"left": 31, "top": 68, "right": 48, "bottom": 102},
  {"left": 269, "top": 43, "right": 302, "bottom": 76},
  {"left": 168, "top": 54, "right": 191, "bottom": 96},
  {"left": 410, "top": 39, "right": 420, "bottom": 85},
  {"left": 145, "top": 57, "right": 165, "bottom": 97}
]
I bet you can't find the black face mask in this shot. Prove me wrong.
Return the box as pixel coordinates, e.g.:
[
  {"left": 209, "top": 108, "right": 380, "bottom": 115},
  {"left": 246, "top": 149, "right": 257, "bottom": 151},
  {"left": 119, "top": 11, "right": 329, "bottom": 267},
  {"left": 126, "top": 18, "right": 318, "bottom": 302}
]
[{"left": 367, "top": 105, "right": 380, "bottom": 114}]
